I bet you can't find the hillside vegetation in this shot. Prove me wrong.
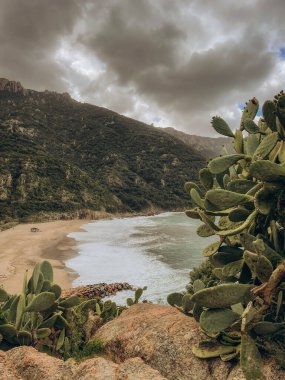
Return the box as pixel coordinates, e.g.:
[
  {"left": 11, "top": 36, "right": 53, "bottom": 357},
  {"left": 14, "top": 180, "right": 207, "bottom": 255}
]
[
  {"left": 0, "top": 81, "right": 206, "bottom": 222},
  {"left": 163, "top": 127, "right": 233, "bottom": 159}
]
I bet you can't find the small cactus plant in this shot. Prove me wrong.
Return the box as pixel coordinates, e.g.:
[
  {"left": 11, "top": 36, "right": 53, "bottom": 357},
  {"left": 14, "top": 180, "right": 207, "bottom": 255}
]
[
  {"left": 126, "top": 286, "right": 147, "bottom": 307},
  {"left": 168, "top": 92, "right": 285, "bottom": 380}
]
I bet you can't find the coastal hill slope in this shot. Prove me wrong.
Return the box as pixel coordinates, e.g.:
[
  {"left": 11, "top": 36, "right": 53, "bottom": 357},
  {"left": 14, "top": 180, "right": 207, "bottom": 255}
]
[
  {"left": 163, "top": 127, "right": 233, "bottom": 159},
  {"left": 0, "top": 79, "right": 227, "bottom": 222}
]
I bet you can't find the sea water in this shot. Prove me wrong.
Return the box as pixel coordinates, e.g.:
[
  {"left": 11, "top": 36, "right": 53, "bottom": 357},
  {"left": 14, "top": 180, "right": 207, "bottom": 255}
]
[{"left": 67, "top": 212, "right": 215, "bottom": 304}]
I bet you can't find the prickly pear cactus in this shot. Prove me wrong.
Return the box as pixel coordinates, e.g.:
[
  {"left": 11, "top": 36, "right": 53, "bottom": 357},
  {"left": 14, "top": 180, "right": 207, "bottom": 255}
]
[
  {"left": 0, "top": 260, "right": 98, "bottom": 357},
  {"left": 0, "top": 260, "right": 147, "bottom": 359},
  {"left": 126, "top": 286, "right": 147, "bottom": 307},
  {"left": 168, "top": 92, "right": 285, "bottom": 380}
]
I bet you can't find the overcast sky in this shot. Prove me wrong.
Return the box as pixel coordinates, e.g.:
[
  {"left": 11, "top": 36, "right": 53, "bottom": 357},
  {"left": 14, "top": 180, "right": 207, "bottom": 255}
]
[{"left": 1, "top": 0, "right": 285, "bottom": 136}]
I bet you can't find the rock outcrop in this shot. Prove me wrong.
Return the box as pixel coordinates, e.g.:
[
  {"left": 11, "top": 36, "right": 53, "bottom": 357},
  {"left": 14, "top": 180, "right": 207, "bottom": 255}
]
[
  {"left": 61, "top": 282, "right": 134, "bottom": 300},
  {"left": 95, "top": 303, "right": 285, "bottom": 380},
  {"left": 0, "top": 78, "right": 24, "bottom": 94},
  {"left": 0, "top": 347, "right": 166, "bottom": 379},
  {"left": 73, "top": 356, "right": 166, "bottom": 380},
  {"left": 0, "top": 304, "right": 283, "bottom": 379}
]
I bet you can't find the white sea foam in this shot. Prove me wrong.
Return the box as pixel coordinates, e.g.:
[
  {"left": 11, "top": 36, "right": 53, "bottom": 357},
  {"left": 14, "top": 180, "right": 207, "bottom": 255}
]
[{"left": 67, "top": 212, "right": 215, "bottom": 304}]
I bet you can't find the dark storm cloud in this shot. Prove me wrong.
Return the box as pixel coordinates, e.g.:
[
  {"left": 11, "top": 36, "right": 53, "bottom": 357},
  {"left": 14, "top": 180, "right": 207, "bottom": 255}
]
[
  {"left": 80, "top": 0, "right": 204, "bottom": 83},
  {"left": 84, "top": 20, "right": 184, "bottom": 83},
  {"left": 1, "top": 0, "right": 285, "bottom": 135},
  {"left": 0, "top": 0, "right": 81, "bottom": 91},
  {"left": 79, "top": 0, "right": 282, "bottom": 134},
  {"left": 136, "top": 35, "right": 274, "bottom": 109}
]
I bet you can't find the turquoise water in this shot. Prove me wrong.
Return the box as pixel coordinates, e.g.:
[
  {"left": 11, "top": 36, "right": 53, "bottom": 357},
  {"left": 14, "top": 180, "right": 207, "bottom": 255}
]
[{"left": 67, "top": 212, "right": 215, "bottom": 303}]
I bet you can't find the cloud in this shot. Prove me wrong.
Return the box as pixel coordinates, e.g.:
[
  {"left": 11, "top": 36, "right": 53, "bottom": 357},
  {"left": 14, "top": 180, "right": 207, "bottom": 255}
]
[
  {"left": 1, "top": 0, "right": 285, "bottom": 135},
  {"left": 0, "top": 0, "right": 81, "bottom": 91}
]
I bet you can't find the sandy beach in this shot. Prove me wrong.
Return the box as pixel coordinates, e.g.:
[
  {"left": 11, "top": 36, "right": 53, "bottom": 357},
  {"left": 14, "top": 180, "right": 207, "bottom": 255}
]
[{"left": 0, "top": 220, "right": 89, "bottom": 294}]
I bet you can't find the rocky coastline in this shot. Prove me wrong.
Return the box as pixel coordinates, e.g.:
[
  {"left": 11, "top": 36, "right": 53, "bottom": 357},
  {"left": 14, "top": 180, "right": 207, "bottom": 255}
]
[{"left": 62, "top": 283, "right": 134, "bottom": 300}]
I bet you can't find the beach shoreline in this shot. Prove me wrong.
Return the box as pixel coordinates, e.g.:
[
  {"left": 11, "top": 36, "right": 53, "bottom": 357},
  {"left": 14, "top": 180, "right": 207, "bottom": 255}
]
[
  {"left": 0, "top": 208, "right": 173, "bottom": 294},
  {"left": 0, "top": 219, "right": 89, "bottom": 294}
]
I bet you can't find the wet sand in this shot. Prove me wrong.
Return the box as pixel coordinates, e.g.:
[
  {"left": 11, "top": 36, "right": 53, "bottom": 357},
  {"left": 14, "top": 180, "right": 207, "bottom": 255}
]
[{"left": 0, "top": 220, "right": 89, "bottom": 294}]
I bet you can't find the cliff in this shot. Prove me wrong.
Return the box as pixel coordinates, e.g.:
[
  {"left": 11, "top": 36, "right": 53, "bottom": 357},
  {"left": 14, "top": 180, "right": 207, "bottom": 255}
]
[{"left": 0, "top": 78, "right": 24, "bottom": 94}]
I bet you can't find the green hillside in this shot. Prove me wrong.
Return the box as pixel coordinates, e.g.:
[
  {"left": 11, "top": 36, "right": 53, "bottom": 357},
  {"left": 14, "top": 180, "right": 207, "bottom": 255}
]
[
  {"left": 0, "top": 82, "right": 205, "bottom": 223},
  {"left": 163, "top": 127, "right": 234, "bottom": 159}
]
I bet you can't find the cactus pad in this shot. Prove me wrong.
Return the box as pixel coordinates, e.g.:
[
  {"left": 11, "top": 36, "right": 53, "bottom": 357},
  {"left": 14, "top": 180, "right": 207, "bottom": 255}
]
[
  {"left": 0, "top": 288, "right": 9, "bottom": 302},
  {"left": 206, "top": 189, "right": 253, "bottom": 211},
  {"left": 192, "top": 340, "right": 236, "bottom": 359},
  {"left": 244, "top": 119, "right": 261, "bottom": 134},
  {"left": 199, "top": 168, "right": 213, "bottom": 189},
  {"left": 185, "top": 209, "right": 200, "bottom": 219},
  {"left": 253, "top": 321, "right": 285, "bottom": 336},
  {"left": 240, "top": 98, "right": 259, "bottom": 130},
  {"left": 182, "top": 294, "right": 194, "bottom": 313},
  {"left": 200, "top": 308, "right": 240, "bottom": 334},
  {"left": 184, "top": 182, "right": 202, "bottom": 196},
  {"left": 252, "top": 132, "right": 279, "bottom": 160},
  {"left": 167, "top": 292, "right": 183, "bottom": 307},
  {"left": 37, "top": 328, "right": 52, "bottom": 339},
  {"left": 212, "top": 246, "right": 243, "bottom": 265},
  {"left": 59, "top": 295, "right": 80, "bottom": 309},
  {"left": 240, "top": 335, "right": 264, "bottom": 380},
  {"left": 262, "top": 100, "right": 276, "bottom": 131},
  {"left": 203, "top": 241, "right": 221, "bottom": 257},
  {"left": 25, "top": 292, "right": 55, "bottom": 312},
  {"left": 208, "top": 154, "right": 245, "bottom": 174},
  {"left": 227, "top": 179, "right": 255, "bottom": 194},
  {"left": 250, "top": 160, "right": 285, "bottom": 182},
  {"left": 211, "top": 116, "right": 235, "bottom": 137},
  {"left": 0, "top": 324, "right": 17, "bottom": 338},
  {"left": 197, "top": 223, "right": 215, "bottom": 237},
  {"left": 191, "top": 283, "right": 253, "bottom": 308},
  {"left": 190, "top": 188, "right": 204, "bottom": 209},
  {"left": 17, "top": 331, "right": 32, "bottom": 345},
  {"left": 40, "top": 261, "right": 54, "bottom": 282},
  {"left": 222, "top": 259, "right": 244, "bottom": 277}
]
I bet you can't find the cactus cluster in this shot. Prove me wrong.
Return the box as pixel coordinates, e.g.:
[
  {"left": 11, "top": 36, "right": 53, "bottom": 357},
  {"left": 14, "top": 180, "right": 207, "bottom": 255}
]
[
  {"left": 168, "top": 92, "right": 285, "bottom": 380},
  {"left": 0, "top": 260, "right": 92, "bottom": 356},
  {"left": 93, "top": 286, "right": 147, "bottom": 323},
  {"left": 0, "top": 261, "right": 148, "bottom": 359},
  {"left": 0, "top": 261, "right": 124, "bottom": 358},
  {"left": 126, "top": 286, "right": 147, "bottom": 306},
  {"left": 94, "top": 299, "right": 122, "bottom": 322}
]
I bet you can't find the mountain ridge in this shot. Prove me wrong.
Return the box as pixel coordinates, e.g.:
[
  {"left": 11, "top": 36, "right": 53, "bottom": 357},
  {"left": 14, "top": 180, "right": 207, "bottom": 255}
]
[
  {"left": 0, "top": 79, "right": 206, "bottom": 223},
  {"left": 163, "top": 127, "right": 233, "bottom": 159}
]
